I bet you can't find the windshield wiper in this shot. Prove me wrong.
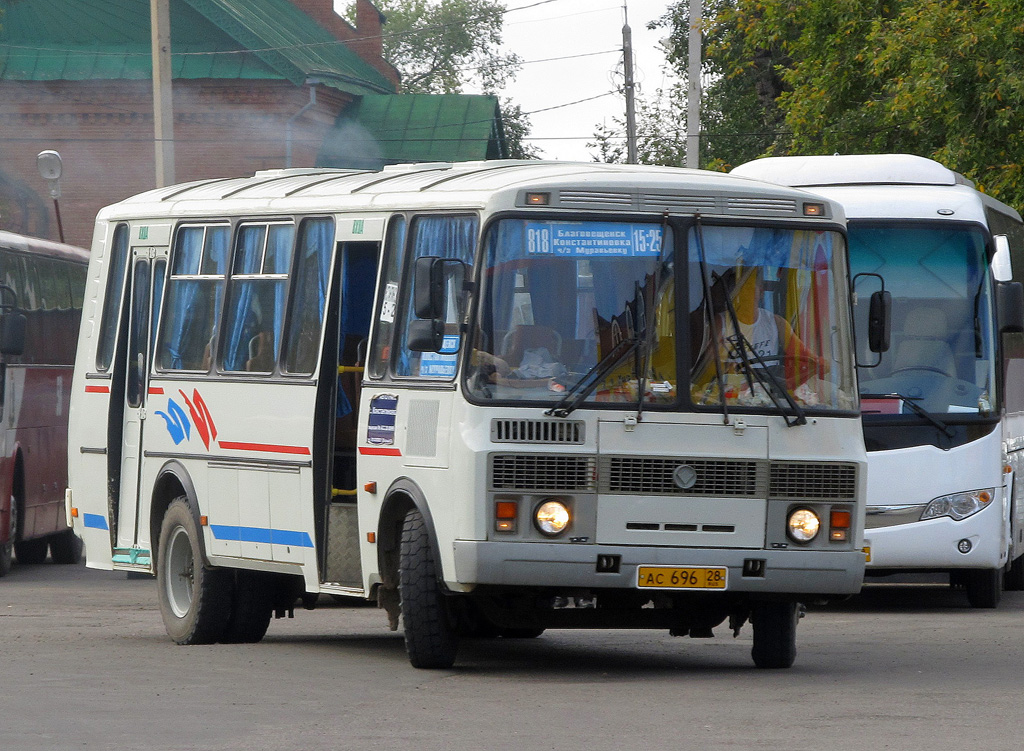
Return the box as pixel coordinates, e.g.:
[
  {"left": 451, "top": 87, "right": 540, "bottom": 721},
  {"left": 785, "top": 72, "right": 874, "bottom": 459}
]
[
  {"left": 545, "top": 335, "right": 643, "bottom": 418},
  {"left": 724, "top": 328, "right": 808, "bottom": 427},
  {"left": 861, "top": 392, "right": 954, "bottom": 437}
]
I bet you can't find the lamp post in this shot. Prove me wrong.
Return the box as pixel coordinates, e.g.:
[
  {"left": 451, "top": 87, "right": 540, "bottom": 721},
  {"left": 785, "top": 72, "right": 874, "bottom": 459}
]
[{"left": 37, "top": 150, "right": 65, "bottom": 243}]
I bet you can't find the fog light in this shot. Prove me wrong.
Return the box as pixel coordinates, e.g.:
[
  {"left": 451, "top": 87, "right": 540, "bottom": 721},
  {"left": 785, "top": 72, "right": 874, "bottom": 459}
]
[
  {"left": 535, "top": 499, "right": 570, "bottom": 537},
  {"left": 787, "top": 508, "right": 821, "bottom": 544}
]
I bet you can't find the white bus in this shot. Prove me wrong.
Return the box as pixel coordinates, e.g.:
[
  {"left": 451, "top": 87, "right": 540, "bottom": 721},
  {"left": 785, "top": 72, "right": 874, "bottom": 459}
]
[
  {"left": 734, "top": 154, "right": 1024, "bottom": 607},
  {"left": 67, "top": 160, "right": 866, "bottom": 669}
]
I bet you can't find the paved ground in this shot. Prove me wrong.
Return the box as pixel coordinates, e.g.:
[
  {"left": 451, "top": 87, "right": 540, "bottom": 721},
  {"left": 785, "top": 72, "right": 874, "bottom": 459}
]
[{"left": 1, "top": 561, "right": 1021, "bottom": 750}]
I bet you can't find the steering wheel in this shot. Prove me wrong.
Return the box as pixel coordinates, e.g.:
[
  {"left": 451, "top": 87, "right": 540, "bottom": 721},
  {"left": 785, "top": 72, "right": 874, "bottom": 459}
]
[{"left": 890, "top": 365, "right": 953, "bottom": 377}]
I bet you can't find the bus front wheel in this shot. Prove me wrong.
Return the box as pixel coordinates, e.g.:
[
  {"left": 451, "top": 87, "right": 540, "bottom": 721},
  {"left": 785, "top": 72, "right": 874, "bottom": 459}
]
[
  {"left": 965, "top": 568, "right": 1002, "bottom": 608},
  {"left": 157, "top": 498, "right": 232, "bottom": 644},
  {"left": 750, "top": 601, "right": 799, "bottom": 669},
  {"left": 399, "top": 508, "right": 459, "bottom": 669}
]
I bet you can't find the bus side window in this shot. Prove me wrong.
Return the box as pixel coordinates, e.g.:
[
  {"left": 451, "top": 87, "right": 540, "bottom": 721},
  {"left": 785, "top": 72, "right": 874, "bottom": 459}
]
[
  {"left": 222, "top": 222, "right": 294, "bottom": 373},
  {"left": 157, "top": 224, "right": 228, "bottom": 372},
  {"left": 393, "top": 214, "right": 477, "bottom": 379},
  {"left": 97, "top": 224, "right": 130, "bottom": 371},
  {"left": 282, "top": 217, "right": 335, "bottom": 375},
  {"left": 368, "top": 216, "right": 407, "bottom": 379}
]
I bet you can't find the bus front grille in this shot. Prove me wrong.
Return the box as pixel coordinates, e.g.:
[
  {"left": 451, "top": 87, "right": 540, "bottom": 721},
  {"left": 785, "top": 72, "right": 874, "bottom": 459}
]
[
  {"left": 600, "top": 457, "right": 766, "bottom": 497},
  {"left": 768, "top": 462, "right": 858, "bottom": 500},
  {"left": 491, "top": 418, "right": 585, "bottom": 444},
  {"left": 489, "top": 454, "right": 597, "bottom": 492}
]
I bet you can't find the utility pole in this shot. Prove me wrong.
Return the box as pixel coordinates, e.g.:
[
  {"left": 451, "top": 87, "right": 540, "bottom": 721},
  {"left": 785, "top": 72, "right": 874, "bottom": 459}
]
[
  {"left": 151, "top": 0, "right": 175, "bottom": 187},
  {"left": 622, "top": 4, "right": 638, "bottom": 164},
  {"left": 686, "top": 0, "right": 702, "bottom": 169}
]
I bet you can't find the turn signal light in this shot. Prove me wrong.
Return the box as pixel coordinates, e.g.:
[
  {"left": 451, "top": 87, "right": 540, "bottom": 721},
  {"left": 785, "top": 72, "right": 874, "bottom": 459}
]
[
  {"left": 830, "top": 508, "right": 851, "bottom": 541},
  {"left": 495, "top": 501, "right": 518, "bottom": 533}
]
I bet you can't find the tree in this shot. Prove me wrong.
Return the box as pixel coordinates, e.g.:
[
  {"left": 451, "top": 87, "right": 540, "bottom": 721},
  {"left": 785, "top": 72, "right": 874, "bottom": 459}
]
[
  {"left": 645, "top": 0, "right": 1024, "bottom": 205},
  {"left": 347, "top": 0, "right": 539, "bottom": 157}
]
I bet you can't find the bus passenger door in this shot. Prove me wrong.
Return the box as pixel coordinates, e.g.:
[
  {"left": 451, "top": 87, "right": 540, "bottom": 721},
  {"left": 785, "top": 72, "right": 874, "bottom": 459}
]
[{"left": 113, "top": 248, "right": 167, "bottom": 560}]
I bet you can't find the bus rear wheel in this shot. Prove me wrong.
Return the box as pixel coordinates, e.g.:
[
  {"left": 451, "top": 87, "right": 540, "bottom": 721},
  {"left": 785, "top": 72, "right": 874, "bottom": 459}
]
[
  {"left": 221, "top": 570, "right": 273, "bottom": 644},
  {"left": 0, "top": 495, "right": 15, "bottom": 577},
  {"left": 399, "top": 508, "right": 459, "bottom": 669},
  {"left": 49, "top": 528, "right": 83, "bottom": 564},
  {"left": 157, "top": 498, "right": 232, "bottom": 644},
  {"left": 750, "top": 601, "right": 799, "bottom": 669}
]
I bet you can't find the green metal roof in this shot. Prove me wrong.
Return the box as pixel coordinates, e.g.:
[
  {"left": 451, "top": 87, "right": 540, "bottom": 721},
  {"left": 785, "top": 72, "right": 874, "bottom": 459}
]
[
  {"left": 317, "top": 94, "right": 507, "bottom": 169},
  {"left": 0, "top": 0, "right": 395, "bottom": 95}
]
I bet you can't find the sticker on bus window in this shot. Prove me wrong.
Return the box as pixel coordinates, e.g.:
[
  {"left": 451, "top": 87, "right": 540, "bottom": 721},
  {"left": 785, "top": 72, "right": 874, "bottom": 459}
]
[
  {"left": 367, "top": 394, "right": 398, "bottom": 445},
  {"left": 524, "top": 221, "right": 663, "bottom": 258},
  {"left": 380, "top": 282, "right": 399, "bottom": 323},
  {"left": 418, "top": 335, "right": 459, "bottom": 377}
]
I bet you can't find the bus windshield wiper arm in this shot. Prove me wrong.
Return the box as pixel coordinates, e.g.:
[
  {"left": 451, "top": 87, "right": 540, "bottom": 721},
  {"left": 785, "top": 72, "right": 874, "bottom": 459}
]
[
  {"left": 545, "top": 335, "right": 643, "bottom": 418},
  {"left": 726, "top": 330, "right": 808, "bottom": 427},
  {"left": 862, "top": 392, "right": 954, "bottom": 437}
]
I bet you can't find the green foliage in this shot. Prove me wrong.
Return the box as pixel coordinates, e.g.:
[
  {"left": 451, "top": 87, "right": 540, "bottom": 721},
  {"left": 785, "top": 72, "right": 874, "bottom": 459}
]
[{"left": 641, "top": 0, "right": 1024, "bottom": 205}]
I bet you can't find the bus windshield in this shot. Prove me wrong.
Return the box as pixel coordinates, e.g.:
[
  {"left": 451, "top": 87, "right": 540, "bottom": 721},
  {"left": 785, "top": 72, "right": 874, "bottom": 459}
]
[
  {"left": 467, "top": 218, "right": 857, "bottom": 414},
  {"left": 688, "top": 225, "right": 857, "bottom": 412},
  {"left": 467, "top": 218, "right": 675, "bottom": 406},
  {"left": 850, "top": 223, "right": 997, "bottom": 416}
]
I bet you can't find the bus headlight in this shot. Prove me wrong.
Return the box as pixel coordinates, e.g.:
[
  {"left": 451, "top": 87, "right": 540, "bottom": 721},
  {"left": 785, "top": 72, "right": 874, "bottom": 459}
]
[
  {"left": 787, "top": 508, "right": 821, "bottom": 544},
  {"left": 920, "top": 489, "right": 993, "bottom": 522},
  {"left": 534, "top": 499, "right": 571, "bottom": 537}
]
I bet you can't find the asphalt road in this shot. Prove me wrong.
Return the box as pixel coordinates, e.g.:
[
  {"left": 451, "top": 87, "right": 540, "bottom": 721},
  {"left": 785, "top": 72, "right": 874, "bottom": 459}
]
[{"left": 1, "top": 560, "right": 1021, "bottom": 751}]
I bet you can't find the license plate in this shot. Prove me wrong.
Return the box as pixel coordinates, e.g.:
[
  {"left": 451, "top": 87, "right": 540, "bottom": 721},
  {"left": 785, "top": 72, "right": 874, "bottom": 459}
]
[{"left": 636, "top": 566, "right": 728, "bottom": 590}]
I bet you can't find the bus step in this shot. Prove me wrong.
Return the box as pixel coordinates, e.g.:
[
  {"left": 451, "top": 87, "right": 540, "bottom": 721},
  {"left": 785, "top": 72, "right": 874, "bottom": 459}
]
[{"left": 112, "top": 547, "right": 152, "bottom": 567}]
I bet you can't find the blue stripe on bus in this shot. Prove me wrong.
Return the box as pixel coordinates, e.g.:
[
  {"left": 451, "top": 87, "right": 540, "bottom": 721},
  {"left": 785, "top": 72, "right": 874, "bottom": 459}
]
[
  {"left": 83, "top": 513, "right": 109, "bottom": 530},
  {"left": 209, "top": 525, "right": 314, "bottom": 548}
]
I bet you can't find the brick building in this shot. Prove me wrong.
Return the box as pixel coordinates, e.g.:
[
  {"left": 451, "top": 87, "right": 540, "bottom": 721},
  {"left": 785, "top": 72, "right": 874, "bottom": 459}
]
[{"left": 0, "top": 0, "right": 506, "bottom": 248}]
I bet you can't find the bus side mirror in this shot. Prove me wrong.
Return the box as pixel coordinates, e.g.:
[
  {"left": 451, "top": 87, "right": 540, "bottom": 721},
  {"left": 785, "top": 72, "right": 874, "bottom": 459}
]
[
  {"left": 413, "top": 256, "right": 445, "bottom": 320},
  {"left": 407, "top": 318, "right": 444, "bottom": 352},
  {"left": 992, "top": 235, "right": 1013, "bottom": 282},
  {"left": 868, "top": 290, "right": 891, "bottom": 353},
  {"left": 0, "top": 312, "right": 26, "bottom": 356},
  {"left": 998, "top": 281, "right": 1024, "bottom": 335}
]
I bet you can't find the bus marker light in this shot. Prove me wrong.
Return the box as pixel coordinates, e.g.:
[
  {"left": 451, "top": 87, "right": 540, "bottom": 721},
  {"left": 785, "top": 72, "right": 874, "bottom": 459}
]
[
  {"left": 364, "top": 482, "right": 377, "bottom": 494},
  {"left": 70, "top": 507, "right": 78, "bottom": 518},
  {"left": 525, "top": 192, "right": 550, "bottom": 205},
  {"left": 802, "top": 202, "right": 825, "bottom": 216},
  {"left": 367, "top": 532, "right": 376, "bottom": 544},
  {"left": 200, "top": 515, "right": 208, "bottom": 526}
]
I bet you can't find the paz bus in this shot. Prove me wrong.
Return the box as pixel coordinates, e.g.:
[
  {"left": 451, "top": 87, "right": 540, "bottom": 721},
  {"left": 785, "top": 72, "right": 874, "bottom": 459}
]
[
  {"left": 0, "top": 230, "right": 89, "bottom": 576},
  {"left": 67, "top": 160, "right": 866, "bottom": 669},
  {"left": 734, "top": 154, "right": 1024, "bottom": 607}
]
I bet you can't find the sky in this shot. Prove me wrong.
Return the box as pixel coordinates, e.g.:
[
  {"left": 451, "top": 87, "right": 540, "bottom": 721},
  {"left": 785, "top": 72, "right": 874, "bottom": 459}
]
[{"left": 496, "top": 0, "right": 675, "bottom": 161}]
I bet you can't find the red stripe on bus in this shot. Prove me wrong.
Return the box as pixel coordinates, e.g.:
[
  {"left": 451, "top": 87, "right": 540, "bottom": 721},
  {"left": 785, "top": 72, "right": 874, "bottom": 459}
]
[
  {"left": 149, "top": 387, "right": 165, "bottom": 395},
  {"left": 217, "top": 441, "right": 311, "bottom": 456},
  {"left": 359, "top": 446, "right": 402, "bottom": 456},
  {"left": 84, "top": 385, "right": 110, "bottom": 394}
]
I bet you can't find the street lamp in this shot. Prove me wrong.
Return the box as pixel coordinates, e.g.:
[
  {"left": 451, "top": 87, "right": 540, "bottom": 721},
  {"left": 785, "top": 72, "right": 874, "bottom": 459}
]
[{"left": 37, "top": 150, "right": 65, "bottom": 243}]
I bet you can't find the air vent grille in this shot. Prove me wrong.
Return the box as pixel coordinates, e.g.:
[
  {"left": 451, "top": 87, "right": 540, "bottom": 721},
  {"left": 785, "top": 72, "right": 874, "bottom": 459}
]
[
  {"left": 640, "top": 192, "right": 717, "bottom": 212},
  {"left": 558, "top": 190, "right": 633, "bottom": 207},
  {"left": 600, "top": 457, "right": 765, "bottom": 496},
  {"left": 769, "top": 463, "right": 858, "bottom": 500},
  {"left": 726, "top": 197, "right": 799, "bottom": 215},
  {"left": 490, "top": 454, "right": 597, "bottom": 492},
  {"left": 491, "top": 419, "right": 585, "bottom": 444}
]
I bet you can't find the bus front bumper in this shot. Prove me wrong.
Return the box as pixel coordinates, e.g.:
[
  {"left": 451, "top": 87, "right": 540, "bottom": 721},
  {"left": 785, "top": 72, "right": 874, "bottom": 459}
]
[{"left": 452, "top": 540, "right": 865, "bottom": 595}]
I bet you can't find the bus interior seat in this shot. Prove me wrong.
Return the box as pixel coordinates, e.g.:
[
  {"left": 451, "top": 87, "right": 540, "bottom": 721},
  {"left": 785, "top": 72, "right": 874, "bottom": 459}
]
[
  {"left": 891, "top": 306, "right": 957, "bottom": 378},
  {"left": 500, "top": 324, "right": 562, "bottom": 368}
]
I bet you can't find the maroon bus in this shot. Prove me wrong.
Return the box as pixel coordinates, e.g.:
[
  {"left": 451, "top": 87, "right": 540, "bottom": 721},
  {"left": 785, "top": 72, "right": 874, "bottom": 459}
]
[{"left": 0, "top": 230, "right": 88, "bottom": 575}]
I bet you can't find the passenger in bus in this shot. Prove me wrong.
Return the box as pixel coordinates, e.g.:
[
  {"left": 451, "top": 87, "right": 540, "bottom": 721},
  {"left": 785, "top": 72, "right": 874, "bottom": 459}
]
[
  {"left": 692, "top": 266, "right": 826, "bottom": 404},
  {"left": 471, "top": 324, "right": 569, "bottom": 391}
]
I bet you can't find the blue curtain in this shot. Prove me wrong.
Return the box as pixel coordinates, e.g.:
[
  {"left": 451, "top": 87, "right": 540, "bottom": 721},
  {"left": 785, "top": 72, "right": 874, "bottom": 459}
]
[{"left": 283, "top": 218, "right": 333, "bottom": 374}]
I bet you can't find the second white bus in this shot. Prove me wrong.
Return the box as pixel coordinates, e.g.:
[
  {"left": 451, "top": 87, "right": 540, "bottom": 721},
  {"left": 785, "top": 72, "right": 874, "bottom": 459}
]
[{"left": 735, "top": 154, "right": 1024, "bottom": 607}]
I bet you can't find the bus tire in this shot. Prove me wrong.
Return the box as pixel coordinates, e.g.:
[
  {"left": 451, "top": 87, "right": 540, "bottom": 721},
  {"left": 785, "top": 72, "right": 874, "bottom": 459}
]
[
  {"left": 220, "top": 570, "right": 273, "bottom": 644},
  {"left": 750, "top": 601, "right": 798, "bottom": 669},
  {"left": 965, "top": 568, "right": 1002, "bottom": 608},
  {"left": 157, "top": 498, "right": 232, "bottom": 645},
  {"left": 14, "top": 536, "right": 48, "bottom": 565},
  {"left": 0, "top": 495, "right": 17, "bottom": 577},
  {"left": 49, "top": 529, "right": 83, "bottom": 564},
  {"left": 399, "top": 508, "right": 459, "bottom": 669},
  {"left": 1005, "top": 555, "right": 1024, "bottom": 592}
]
